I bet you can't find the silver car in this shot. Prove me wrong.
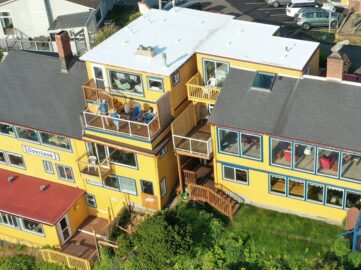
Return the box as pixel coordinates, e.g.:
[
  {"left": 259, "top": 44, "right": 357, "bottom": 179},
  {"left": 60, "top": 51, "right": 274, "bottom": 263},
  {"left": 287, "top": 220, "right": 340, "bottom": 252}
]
[
  {"left": 267, "top": 0, "right": 291, "bottom": 8},
  {"left": 294, "top": 8, "right": 343, "bottom": 30}
]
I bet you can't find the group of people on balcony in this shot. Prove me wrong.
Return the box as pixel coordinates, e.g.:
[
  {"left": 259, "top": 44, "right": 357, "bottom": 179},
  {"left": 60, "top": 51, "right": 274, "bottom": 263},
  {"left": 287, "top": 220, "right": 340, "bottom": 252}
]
[{"left": 96, "top": 99, "right": 155, "bottom": 131}]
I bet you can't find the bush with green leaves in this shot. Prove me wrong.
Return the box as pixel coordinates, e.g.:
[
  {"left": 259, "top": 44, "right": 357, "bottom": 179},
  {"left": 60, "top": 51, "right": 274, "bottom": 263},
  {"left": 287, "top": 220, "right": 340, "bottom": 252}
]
[
  {"left": 0, "top": 48, "right": 3, "bottom": 62},
  {"left": 0, "top": 255, "right": 35, "bottom": 270}
]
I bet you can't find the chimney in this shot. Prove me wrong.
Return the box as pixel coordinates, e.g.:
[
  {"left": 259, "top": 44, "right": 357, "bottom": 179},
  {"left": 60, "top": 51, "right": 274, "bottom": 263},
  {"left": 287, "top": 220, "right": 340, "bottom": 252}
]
[
  {"left": 55, "top": 31, "right": 74, "bottom": 73},
  {"left": 326, "top": 52, "right": 344, "bottom": 81}
]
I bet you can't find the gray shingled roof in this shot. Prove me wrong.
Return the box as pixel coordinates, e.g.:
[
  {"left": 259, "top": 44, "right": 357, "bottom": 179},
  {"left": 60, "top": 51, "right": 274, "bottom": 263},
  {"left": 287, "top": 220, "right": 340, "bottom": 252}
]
[
  {"left": 66, "top": 0, "right": 101, "bottom": 9},
  {"left": 209, "top": 68, "right": 361, "bottom": 152},
  {"left": 48, "top": 11, "right": 92, "bottom": 31},
  {"left": 0, "top": 51, "right": 87, "bottom": 139}
]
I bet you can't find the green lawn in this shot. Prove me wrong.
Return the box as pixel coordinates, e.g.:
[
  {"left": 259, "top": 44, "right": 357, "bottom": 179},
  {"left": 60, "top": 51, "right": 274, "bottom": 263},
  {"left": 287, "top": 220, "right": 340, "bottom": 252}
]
[{"left": 230, "top": 205, "right": 342, "bottom": 268}]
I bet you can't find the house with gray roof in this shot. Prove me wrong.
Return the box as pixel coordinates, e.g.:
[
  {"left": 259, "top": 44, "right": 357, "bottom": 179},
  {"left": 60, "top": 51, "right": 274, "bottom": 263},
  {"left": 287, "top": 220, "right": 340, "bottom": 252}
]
[{"left": 0, "top": 0, "right": 119, "bottom": 50}]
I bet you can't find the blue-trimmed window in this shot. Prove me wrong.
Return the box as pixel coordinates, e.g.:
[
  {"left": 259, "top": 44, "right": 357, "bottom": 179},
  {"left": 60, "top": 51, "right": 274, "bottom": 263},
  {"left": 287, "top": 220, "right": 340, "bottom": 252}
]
[
  {"left": 306, "top": 182, "right": 324, "bottom": 204},
  {"left": 288, "top": 178, "right": 305, "bottom": 199},
  {"left": 222, "top": 165, "right": 248, "bottom": 185},
  {"left": 0, "top": 122, "right": 15, "bottom": 137},
  {"left": 219, "top": 128, "right": 239, "bottom": 155},
  {"left": 346, "top": 191, "right": 361, "bottom": 209},
  {"left": 271, "top": 138, "right": 292, "bottom": 168},
  {"left": 104, "top": 175, "right": 120, "bottom": 190},
  {"left": 39, "top": 132, "right": 72, "bottom": 151},
  {"left": 341, "top": 152, "right": 361, "bottom": 182},
  {"left": 294, "top": 143, "right": 315, "bottom": 173},
  {"left": 15, "top": 127, "right": 39, "bottom": 143},
  {"left": 241, "top": 133, "right": 261, "bottom": 160},
  {"left": 317, "top": 148, "right": 340, "bottom": 177},
  {"left": 326, "top": 186, "right": 344, "bottom": 208},
  {"left": 109, "top": 148, "right": 137, "bottom": 169},
  {"left": 269, "top": 174, "right": 286, "bottom": 195}
]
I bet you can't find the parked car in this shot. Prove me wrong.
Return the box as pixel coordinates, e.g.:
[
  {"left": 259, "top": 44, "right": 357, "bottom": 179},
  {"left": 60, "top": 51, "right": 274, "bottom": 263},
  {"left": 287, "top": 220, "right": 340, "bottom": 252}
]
[
  {"left": 294, "top": 8, "right": 343, "bottom": 30},
  {"left": 163, "top": 0, "right": 202, "bottom": 11},
  {"left": 286, "top": 0, "right": 335, "bottom": 17},
  {"left": 267, "top": 0, "right": 291, "bottom": 8}
]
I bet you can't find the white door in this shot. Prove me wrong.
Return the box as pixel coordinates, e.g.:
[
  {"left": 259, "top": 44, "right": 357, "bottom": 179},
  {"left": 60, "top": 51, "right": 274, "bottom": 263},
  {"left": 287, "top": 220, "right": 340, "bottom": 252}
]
[
  {"left": 92, "top": 64, "right": 106, "bottom": 89},
  {"left": 57, "top": 215, "right": 72, "bottom": 244}
]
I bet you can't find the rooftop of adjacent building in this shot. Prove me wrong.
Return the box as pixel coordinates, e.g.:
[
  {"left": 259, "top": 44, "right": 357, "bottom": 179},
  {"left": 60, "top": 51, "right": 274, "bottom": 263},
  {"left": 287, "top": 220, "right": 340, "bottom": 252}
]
[
  {"left": 80, "top": 8, "right": 319, "bottom": 76},
  {"left": 0, "top": 0, "right": 101, "bottom": 8},
  {"left": 208, "top": 67, "right": 361, "bottom": 153},
  {"left": 0, "top": 168, "right": 85, "bottom": 225},
  {"left": 0, "top": 50, "right": 87, "bottom": 139},
  {"left": 48, "top": 11, "right": 93, "bottom": 31}
]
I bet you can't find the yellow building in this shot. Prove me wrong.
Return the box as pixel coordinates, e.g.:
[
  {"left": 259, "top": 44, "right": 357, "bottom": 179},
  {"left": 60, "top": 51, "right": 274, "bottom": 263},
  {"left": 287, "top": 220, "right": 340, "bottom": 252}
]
[{"left": 0, "top": 6, "right": 333, "bottom": 267}]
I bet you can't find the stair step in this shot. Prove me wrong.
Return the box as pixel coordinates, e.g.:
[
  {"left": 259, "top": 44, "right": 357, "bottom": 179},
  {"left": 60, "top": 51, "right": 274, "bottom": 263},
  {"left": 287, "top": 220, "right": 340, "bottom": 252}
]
[{"left": 232, "top": 203, "right": 240, "bottom": 216}]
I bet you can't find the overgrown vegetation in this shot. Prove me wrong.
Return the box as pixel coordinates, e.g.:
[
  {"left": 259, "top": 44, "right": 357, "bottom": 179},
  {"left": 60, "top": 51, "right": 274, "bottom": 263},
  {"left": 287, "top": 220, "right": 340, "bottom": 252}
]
[
  {"left": 93, "top": 203, "right": 356, "bottom": 270},
  {"left": 94, "top": 5, "right": 141, "bottom": 46},
  {"left": 0, "top": 48, "right": 3, "bottom": 62},
  {"left": 0, "top": 255, "right": 67, "bottom": 270}
]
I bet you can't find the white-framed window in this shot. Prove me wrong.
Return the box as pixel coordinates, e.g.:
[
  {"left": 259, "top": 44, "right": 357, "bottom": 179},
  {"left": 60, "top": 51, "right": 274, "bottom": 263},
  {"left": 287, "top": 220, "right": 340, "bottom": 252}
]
[
  {"left": 104, "top": 175, "right": 120, "bottom": 190},
  {"left": 222, "top": 165, "right": 248, "bottom": 184},
  {"left": 218, "top": 128, "right": 239, "bottom": 156},
  {"left": 0, "top": 213, "right": 20, "bottom": 229},
  {"left": 92, "top": 64, "right": 105, "bottom": 89},
  {"left": 109, "top": 148, "right": 137, "bottom": 169},
  {"left": 21, "top": 218, "right": 45, "bottom": 236},
  {"left": 0, "top": 122, "right": 15, "bottom": 137},
  {"left": 288, "top": 178, "right": 305, "bottom": 199},
  {"left": 56, "top": 165, "right": 74, "bottom": 182},
  {"left": 39, "top": 132, "right": 72, "bottom": 151},
  {"left": 160, "top": 177, "right": 167, "bottom": 198},
  {"left": 119, "top": 177, "right": 137, "bottom": 195},
  {"left": 171, "top": 71, "right": 180, "bottom": 86},
  {"left": 86, "top": 194, "right": 97, "bottom": 208},
  {"left": 147, "top": 77, "right": 164, "bottom": 91},
  {"left": 326, "top": 186, "right": 344, "bottom": 208},
  {"left": 269, "top": 174, "right": 286, "bottom": 195},
  {"left": 7, "top": 152, "right": 25, "bottom": 169},
  {"left": 15, "top": 127, "right": 39, "bottom": 143},
  {"left": 0, "top": 12, "right": 14, "bottom": 36},
  {"left": 43, "top": 160, "right": 54, "bottom": 174},
  {"left": 108, "top": 69, "right": 143, "bottom": 96},
  {"left": 0, "top": 150, "right": 7, "bottom": 164}
]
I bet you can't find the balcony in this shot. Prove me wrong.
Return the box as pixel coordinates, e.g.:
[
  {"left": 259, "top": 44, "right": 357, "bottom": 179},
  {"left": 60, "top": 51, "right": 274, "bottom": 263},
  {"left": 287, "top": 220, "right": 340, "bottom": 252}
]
[
  {"left": 186, "top": 73, "right": 221, "bottom": 105},
  {"left": 171, "top": 103, "right": 212, "bottom": 158},
  {"left": 77, "top": 153, "right": 111, "bottom": 181}
]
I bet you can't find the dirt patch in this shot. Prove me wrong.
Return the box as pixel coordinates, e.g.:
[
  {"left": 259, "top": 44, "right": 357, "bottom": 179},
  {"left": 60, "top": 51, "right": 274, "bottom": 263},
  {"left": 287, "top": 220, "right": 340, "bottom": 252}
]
[{"left": 337, "top": 12, "right": 361, "bottom": 45}]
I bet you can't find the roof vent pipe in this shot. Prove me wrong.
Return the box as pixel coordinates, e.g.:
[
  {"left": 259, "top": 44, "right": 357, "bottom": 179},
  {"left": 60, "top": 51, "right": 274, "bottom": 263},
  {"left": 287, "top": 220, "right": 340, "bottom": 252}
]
[
  {"left": 7, "top": 176, "right": 15, "bottom": 183},
  {"left": 162, "top": 53, "right": 168, "bottom": 67},
  {"left": 40, "top": 185, "right": 48, "bottom": 191}
]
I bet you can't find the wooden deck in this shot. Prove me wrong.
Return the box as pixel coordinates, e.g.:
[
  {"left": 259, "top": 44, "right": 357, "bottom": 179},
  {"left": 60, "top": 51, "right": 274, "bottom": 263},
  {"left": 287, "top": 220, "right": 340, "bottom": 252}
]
[
  {"left": 174, "top": 120, "right": 212, "bottom": 157},
  {"left": 60, "top": 216, "right": 108, "bottom": 260}
]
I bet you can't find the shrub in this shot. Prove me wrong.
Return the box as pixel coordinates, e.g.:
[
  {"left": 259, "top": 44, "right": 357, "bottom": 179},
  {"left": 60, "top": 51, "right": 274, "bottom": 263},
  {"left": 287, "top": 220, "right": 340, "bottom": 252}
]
[
  {"left": 94, "top": 24, "right": 118, "bottom": 46},
  {"left": 0, "top": 255, "right": 35, "bottom": 270},
  {"left": 0, "top": 48, "right": 3, "bottom": 62}
]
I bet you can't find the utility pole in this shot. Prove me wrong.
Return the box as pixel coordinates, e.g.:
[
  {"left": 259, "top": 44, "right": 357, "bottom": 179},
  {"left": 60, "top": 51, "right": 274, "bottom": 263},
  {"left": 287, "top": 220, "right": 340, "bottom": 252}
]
[{"left": 159, "top": 0, "right": 162, "bottom": 9}]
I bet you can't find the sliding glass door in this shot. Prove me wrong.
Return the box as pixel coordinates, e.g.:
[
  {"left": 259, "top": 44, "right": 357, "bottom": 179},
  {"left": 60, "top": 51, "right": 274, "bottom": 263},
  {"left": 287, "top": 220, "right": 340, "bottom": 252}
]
[{"left": 203, "top": 59, "right": 229, "bottom": 87}]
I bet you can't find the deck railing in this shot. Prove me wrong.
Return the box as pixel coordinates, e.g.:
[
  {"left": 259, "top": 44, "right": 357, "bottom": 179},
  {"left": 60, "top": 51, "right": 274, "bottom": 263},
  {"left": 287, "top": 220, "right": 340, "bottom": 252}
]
[
  {"left": 173, "top": 135, "right": 212, "bottom": 156},
  {"left": 186, "top": 73, "right": 221, "bottom": 105},
  {"left": 82, "top": 108, "right": 160, "bottom": 140},
  {"left": 188, "top": 183, "right": 233, "bottom": 217},
  {"left": 82, "top": 80, "right": 117, "bottom": 110},
  {"left": 77, "top": 153, "right": 111, "bottom": 181},
  {"left": 40, "top": 249, "right": 97, "bottom": 270}
]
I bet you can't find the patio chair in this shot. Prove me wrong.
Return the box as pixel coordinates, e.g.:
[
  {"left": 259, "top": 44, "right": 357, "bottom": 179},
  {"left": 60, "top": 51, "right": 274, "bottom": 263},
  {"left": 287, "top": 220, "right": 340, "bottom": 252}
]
[{"left": 319, "top": 156, "right": 336, "bottom": 170}]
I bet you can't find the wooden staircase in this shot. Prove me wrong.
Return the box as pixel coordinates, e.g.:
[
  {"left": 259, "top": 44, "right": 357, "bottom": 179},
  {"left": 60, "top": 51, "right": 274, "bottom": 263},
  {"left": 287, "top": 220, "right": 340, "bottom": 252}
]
[{"left": 188, "top": 179, "right": 240, "bottom": 218}]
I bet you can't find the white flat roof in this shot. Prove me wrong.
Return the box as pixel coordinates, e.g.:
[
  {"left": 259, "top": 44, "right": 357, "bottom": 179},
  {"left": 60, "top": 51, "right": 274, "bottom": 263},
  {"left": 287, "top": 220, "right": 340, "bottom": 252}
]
[
  {"left": 81, "top": 8, "right": 234, "bottom": 76},
  {"left": 81, "top": 8, "right": 319, "bottom": 75},
  {"left": 197, "top": 19, "right": 319, "bottom": 70}
]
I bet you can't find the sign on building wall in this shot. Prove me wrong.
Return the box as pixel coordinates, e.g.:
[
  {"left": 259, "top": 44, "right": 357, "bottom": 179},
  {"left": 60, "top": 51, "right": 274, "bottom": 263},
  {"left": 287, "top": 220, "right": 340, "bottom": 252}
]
[{"left": 22, "top": 145, "right": 60, "bottom": 161}]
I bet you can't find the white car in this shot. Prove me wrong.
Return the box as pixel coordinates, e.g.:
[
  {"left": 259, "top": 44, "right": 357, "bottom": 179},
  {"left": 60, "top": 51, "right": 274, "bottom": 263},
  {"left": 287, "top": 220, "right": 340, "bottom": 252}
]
[{"left": 286, "top": 1, "right": 335, "bottom": 17}]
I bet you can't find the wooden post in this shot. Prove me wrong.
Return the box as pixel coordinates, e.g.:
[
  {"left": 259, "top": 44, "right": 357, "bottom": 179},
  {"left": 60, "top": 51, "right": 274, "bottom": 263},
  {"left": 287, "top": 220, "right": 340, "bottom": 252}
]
[
  {"left": 176, "top": 154, "right": 184, "bottom": 193},
  {"left": 93, "top": 229, "right": 100, "bottom": 259}
]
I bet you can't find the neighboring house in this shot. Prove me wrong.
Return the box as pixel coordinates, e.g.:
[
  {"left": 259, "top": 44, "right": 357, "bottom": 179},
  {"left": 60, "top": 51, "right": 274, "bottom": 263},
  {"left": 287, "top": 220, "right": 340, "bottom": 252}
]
[{"left": 0, "top": 0, "right": 117, "bottom": 49}]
